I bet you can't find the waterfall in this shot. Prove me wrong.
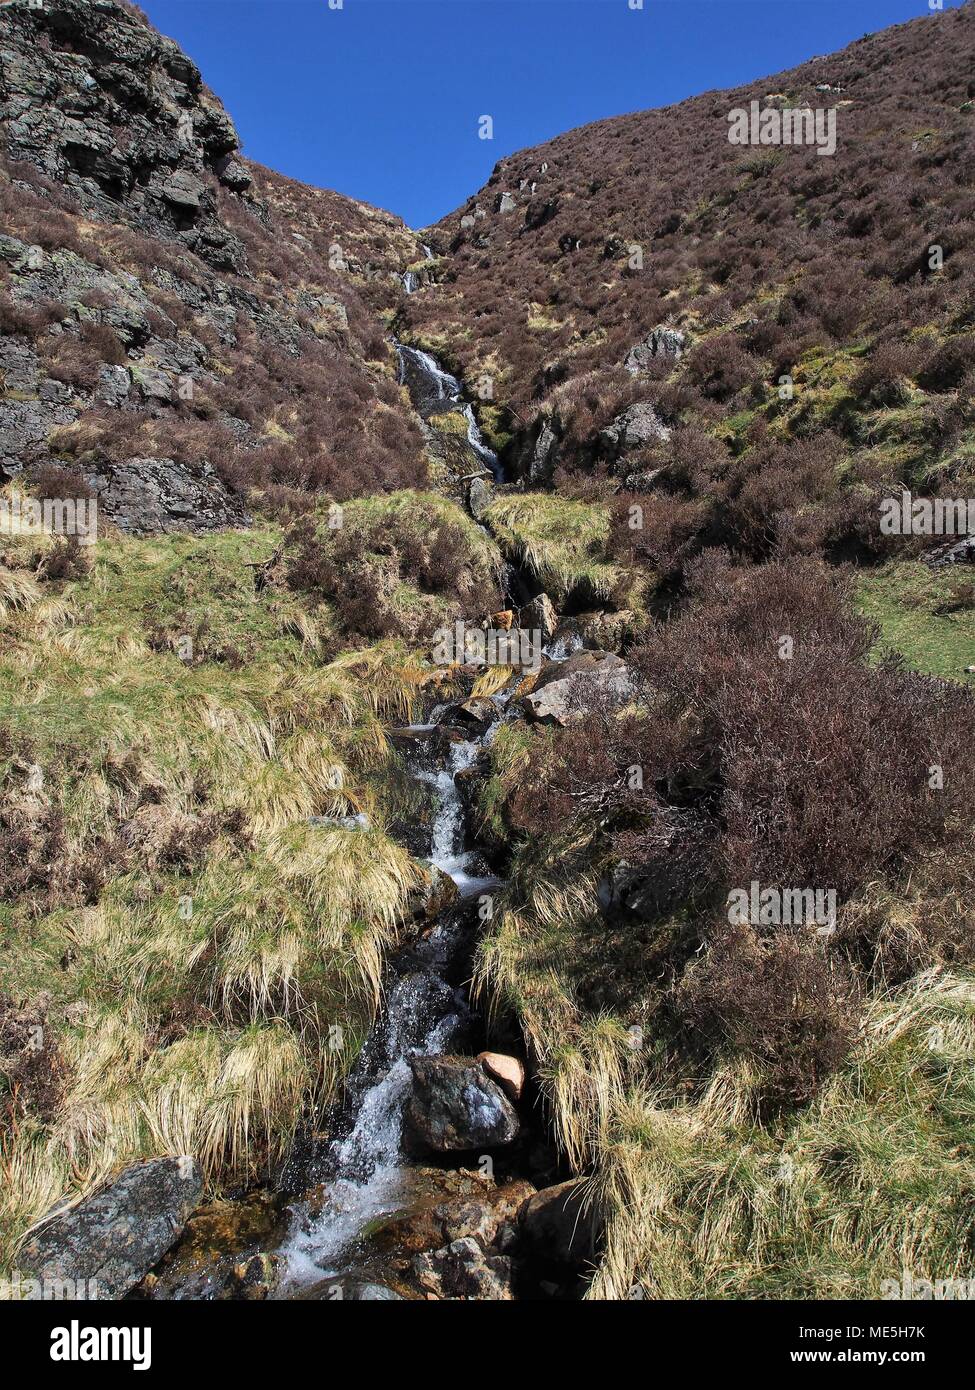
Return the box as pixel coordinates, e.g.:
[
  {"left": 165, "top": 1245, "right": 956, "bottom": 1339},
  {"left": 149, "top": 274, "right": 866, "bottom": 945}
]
[{"left": 394, "top": 343, "right": 502, "bottom": 481}]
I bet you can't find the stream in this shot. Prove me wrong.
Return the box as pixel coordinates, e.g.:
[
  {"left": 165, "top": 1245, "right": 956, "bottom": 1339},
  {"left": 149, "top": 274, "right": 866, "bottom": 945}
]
[
  {"left": 145, "top": 345, "right": 573, "bottom": 1300},
  {"left": 275, "top": 349, "right": 524, "bottom": 1294}
]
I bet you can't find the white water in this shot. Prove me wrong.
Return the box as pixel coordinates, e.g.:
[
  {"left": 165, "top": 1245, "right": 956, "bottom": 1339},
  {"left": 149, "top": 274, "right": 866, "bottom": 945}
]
[
  {"left": 281, "top": 727, "right": 498, "bottom": 1286},
  {"left": 395, "top": 343, "right": 502, "bottom": 481},
  {"left": 419, "top": 737, "right": 502, "bottom": 899}
]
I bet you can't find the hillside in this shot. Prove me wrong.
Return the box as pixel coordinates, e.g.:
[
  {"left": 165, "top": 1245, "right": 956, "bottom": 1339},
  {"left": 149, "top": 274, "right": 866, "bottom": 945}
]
[
  {"left": 1, "top": 0, "right": 974, "bottom": 1306},
  {"left": 0, "top": 0, "right": 427, "bottom": 528}
]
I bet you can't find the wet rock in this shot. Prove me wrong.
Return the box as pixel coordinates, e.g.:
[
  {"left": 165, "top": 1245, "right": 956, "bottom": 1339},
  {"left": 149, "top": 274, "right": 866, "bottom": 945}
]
[
  {"left": 521, "top": 651, "right": 635, "bottom": 726},
  {"left": 312, "top": 1277, "right": 406, "bottom": 1301},
  {"left": 406, "top": 1055, "right": 520, "bottom": 1152},
  {"left": 624, "top": 326, "right": 686, "bottom": 373},
  {"left": 519, "top": 1179, "right": 602, "bottom": 1266},
  {"left": 435, "top": 1180, "right": 535, "bottom": 1248},
  {"left": 223, "top": 1252, "right": 281, "bottom": 1301},
  {"left": 413, "top": 1237, "right": 514, "bottom": 1300},
  {"left": 519, "top": 592, "right": 558, "bottom": 642},
  {"left": 477, "top": 1050, "right": 526, "bottom": 1102},
  {"left": 413, "top": 863, "right": 459, "bottom": 921},
  {"left": 455, "top": 696, "right": 501, "bottom": 730},
  {"left": 21, "top": 1157, "right": 202, "bottom": 1299}
]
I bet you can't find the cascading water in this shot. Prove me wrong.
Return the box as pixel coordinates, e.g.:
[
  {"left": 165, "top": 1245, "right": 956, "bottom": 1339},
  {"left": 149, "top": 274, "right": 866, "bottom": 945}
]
[
  {"left": 395, "top": 343, "right": 503, "bottom": 482},
  {"left": 280, "top": 717, "right": 504, "bottom": 1288}
]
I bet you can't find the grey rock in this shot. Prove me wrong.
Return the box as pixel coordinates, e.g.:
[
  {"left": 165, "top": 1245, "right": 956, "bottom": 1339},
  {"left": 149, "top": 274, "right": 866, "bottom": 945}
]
[
  {"left": 96, "top": 363, "right": 131, "bottom": 407},
  {"left": 20, "top": 1157, "right": 202, "bottom": 1300},
  {"left": 519, "top": 592, "right": 558, "bottom": 642},
  {"left": 82, "top": 456, "right": 249, "bottom": 534},
  {"left": 600, "top": 401, "right": 671, "bottom": 454},
  {"left": 515, "top": 413, "right": 561, "bottom": 485},
  {"left": 625, "top": 326, "right": 687, "bottom": 373},
  {"left": 406, "top": 1055, "right": 520, "bottom": 1152},
  {"left": 467, "top": 475, "right": 493, "bottom": 520},
  {"left": 0, "top": 0, "right": 245, "bottom": 271},
  {"left": 522, "top": 651, "right": 635, "bottom": 726}
]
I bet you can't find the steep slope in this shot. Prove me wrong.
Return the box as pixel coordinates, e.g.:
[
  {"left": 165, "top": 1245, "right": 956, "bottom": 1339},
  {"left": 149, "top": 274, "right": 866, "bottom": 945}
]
[
  {"left": 405, "top": 6, "right": 974, "bottom": 516},
  {"left": 0, "top": 0, "right": 426, "bottom": 528}
]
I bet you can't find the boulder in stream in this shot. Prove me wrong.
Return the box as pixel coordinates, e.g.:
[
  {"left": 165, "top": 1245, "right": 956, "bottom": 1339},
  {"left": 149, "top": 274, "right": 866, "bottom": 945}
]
[
  {"left": 477, "top": 1050, "right": 526, "bottom": 1102},
  {"left": 519, "top": 591, "right": 559, "bottom": 642},
  {"left": 413, "top": 1236, "right": 514, "bottom": 1300},
  {"left": 21, "top": 1156, "right": 202, "bottom": 1299},
  {"left": 521, "top": 651, "right": 635, "bottom": 726},
  {"left": 406, "top": 1055, "right": 520, "bottom": 1152}
]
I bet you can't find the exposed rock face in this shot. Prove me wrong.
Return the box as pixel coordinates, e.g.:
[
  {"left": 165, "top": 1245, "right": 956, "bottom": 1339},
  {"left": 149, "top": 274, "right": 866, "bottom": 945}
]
[
  {"left": 514, "top": 413, "right": 562, "bottom": 485},
  {"left": 81, "top": 456, "right": 249, "bottom": 534},
  {"left": 519, "top": 591, "right": 558, "bottom": 641},
  {"left": 624, "top": 327, "right": 686, "bottom": 374},
  {"left": 20, "top": 1156, "right": 203, "bottom": 1299},
  {"left": 0, "top": 337, "right": 76, "bottom": 478},
  {"left": 519, "top": 1179, "right": 602, "bottom": 1267},
  {"left": 467, "top": 474, "right": 493, "bottom": 520},
  {"left": 0, "top": 3, "right": 426, "bottom": 516},
  {"left": 599, "top": 401, "right": 671, "bottom": 455},
  {"left": 406, "top": 1054, "right": 520, "bottom": 1152},
  {"left": 521, "top": 651, "right": 634, "bottom": 726},
  {"left": 1, "top": 0, "right": 245, "bottom": 270}
]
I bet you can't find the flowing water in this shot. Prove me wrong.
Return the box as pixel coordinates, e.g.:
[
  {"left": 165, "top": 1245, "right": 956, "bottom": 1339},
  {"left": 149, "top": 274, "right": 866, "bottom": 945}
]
[
  {"left": 280, "top": 719, "right": 507, "bottom": 1289},
  {"left": 277, "top": 347, "right": 521, "bottom": 1290},
  {"left": 395, "top": 343, "right": 503, "bottom": 482}
]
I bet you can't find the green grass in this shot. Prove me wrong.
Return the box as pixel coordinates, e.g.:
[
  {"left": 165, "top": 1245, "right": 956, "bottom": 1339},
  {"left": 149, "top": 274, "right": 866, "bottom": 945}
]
[
  {"left": 856, "top": 561, "right": 975, "bottom": 682},
  {"left": 484, "top": 492, "right": 624, "bottom": 606},
  {"left": 0, "top": 518, "right": 436, "bottom": 1271}
]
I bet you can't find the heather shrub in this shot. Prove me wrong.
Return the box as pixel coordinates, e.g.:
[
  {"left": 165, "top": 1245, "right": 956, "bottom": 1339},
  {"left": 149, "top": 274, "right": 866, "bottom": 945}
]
[
  {"left": 677, "top": 926, "right": 861, "bottom": 1108},
  {"left": 917, "top": 333, "right": 975, "bottom": 391},
  {"left": 285, "top": 495, "right": 502, "bottom": 643},
  {"left": 850, "top": 341, "right": 923, "bottom": 406}
]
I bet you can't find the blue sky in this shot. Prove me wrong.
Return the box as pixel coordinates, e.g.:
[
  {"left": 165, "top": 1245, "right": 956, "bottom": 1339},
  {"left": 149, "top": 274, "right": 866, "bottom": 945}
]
[{"left": 139, "top": 0, "right": 964, "bottom": 229}]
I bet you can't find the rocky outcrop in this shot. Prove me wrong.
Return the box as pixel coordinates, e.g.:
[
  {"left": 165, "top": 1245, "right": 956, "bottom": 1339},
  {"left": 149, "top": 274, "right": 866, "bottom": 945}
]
[
  {"left": 0, "top": 0, "right": 246, "bottom": 270},
  {"left": 599, "top": 401, "right": 671, "bottom": 457},
  {"left": 519, "top": 591, "right": 558, "bottom": 642},
  {"left": 513, "top": 412, "right": 562, "bottom": 485},
  {"left": 521, "top": 651, "right": 634, "bottom": 726},
  {"left": 406, "top": 1054, "right": 520, "bottom": 1152},
  {"left": 21, "top": 1156, "right": 202, "bottom": 1299},
  {"left": 624, "top": 326, "right": 686, "bottom": 374},
  {"left": 81, "top": 456, "right": 249, "bottom": 534}
]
